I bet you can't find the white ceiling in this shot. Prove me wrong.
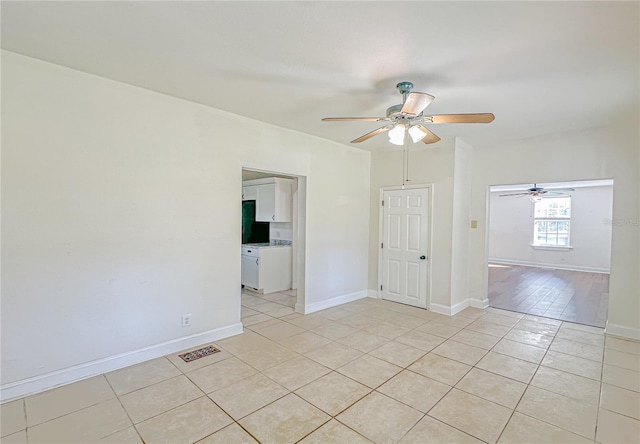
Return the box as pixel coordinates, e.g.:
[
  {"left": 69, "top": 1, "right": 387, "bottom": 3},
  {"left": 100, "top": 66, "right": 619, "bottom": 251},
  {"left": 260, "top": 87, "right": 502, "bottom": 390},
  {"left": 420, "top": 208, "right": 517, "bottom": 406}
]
[{"left": 2, "top": 2, "right": 638, "bottom": 152}]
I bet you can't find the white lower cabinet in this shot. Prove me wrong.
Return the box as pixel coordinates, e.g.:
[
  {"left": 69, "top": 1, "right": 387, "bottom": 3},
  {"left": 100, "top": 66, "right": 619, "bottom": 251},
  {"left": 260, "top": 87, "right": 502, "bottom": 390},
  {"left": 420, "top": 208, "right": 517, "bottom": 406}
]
[
  {"left": 241, "top": 253, "right": 260, "bottom": 289},
  {"left": 241, "top": 245, "right": 291, "bottom": 294}
]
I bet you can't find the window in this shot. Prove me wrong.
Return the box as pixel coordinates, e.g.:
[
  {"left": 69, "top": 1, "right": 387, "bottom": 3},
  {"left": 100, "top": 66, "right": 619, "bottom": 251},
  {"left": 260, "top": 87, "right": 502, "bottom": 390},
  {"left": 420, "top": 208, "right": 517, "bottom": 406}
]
[{"left": 533, "top": 197, "right": 571, "bottom": 247}]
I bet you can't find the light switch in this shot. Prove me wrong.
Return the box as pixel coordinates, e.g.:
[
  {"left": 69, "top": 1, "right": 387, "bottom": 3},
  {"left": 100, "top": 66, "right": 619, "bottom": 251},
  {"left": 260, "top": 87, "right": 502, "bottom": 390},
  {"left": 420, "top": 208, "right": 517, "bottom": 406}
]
[{"left": 470, "top": 220, "right": 478, "bottom": 229}]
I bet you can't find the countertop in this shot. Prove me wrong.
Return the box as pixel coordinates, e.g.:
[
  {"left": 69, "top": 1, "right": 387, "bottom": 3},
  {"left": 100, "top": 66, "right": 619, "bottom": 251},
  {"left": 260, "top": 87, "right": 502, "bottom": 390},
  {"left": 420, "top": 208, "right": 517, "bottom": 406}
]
[{"left": 242, "top": 242, "right": 291, "bottom": 249}]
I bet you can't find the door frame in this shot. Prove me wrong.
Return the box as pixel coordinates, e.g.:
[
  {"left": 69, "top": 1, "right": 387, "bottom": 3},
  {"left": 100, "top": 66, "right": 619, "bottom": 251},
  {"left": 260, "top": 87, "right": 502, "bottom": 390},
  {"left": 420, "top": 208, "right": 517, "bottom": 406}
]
[
  {"left": 377, "top": 184, "right": 433, "bottom": 309},
  {"left": 241, "top": 167, "right": 307, "bottom": 314}
]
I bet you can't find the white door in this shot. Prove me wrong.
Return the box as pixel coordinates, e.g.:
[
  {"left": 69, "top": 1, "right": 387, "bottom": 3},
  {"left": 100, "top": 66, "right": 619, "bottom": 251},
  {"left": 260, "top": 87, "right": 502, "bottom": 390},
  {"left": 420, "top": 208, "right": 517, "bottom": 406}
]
[{"left": 381, "top": 188, "right": 429, "bottom": 308}]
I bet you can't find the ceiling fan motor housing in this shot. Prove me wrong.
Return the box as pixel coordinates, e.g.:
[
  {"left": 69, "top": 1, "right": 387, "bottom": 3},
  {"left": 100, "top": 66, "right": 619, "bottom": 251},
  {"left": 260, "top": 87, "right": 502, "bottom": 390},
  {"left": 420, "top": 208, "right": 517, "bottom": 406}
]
[{"left": 386, "top": 104, "right": 416, "bottom": 121}]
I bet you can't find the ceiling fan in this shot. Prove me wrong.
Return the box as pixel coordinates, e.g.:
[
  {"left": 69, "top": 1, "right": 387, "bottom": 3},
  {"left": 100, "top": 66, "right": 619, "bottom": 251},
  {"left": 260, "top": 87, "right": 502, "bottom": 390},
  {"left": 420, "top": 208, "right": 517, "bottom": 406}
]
[
  {"left": 321, "top": 81, "right": 495, "bottom": 145},
  {"left": 499, "top": 184, "right": 576, "bottom": 202}
]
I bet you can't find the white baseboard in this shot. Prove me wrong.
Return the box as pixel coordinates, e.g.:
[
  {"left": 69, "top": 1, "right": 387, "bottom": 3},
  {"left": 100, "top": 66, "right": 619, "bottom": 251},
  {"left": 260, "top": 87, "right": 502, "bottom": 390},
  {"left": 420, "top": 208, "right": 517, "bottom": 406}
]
[
  {"left": 470, "top": 298, "right": 490, "bottom": 309},
  {"left": 0, "top": 323, "right": 243, "bottom": 403},
  {"left": 430, "top": 303, "right": 452, "bottom": 316},
  {"left": 367, "top": 289, "right": 379, "bottom": 299},
  {"left": 489, "top": 258, "right": 610, "bottom": 274},
  {"left": 605, "top": 322, "right": 640, "bottom": 341},
  {"left": 450, "top": 299, "right": 470, "bottom": 315},
  {"left": 430, "top": 299, "right": 470, "bottom": 316},
  {"left": 300, "top": 290, "right": 368, "bottom": 314}
]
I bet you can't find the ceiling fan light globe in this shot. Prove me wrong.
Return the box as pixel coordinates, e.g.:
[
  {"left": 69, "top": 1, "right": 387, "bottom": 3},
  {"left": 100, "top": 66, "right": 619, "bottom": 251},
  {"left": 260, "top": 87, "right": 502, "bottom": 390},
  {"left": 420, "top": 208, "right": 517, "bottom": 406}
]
[
  {"left": 408, "top": 125, "right": 426, "bottom": 143},
  {"left": 388, "top": 124, "right": 406, "bottom": 145},
  {"left": 529, "top": 194, "right": 542, "bottom": 203}
]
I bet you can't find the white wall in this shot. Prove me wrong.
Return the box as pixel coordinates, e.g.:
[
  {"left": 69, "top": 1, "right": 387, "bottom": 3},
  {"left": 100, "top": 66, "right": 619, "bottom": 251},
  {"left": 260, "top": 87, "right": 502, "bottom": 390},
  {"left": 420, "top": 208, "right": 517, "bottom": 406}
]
[
  {"left": 369, "top": 141, "right": 455, "bottom": 309},
  {"left": 467, "top": 119, "right": 639, "bottom": 339},
  {"left": 1, "top": 51, "right": 371, "bottom": 395},
  {"left": 270, "top": 222, "right": 293, "bottom": 242},
  {"left": 450, "top": 139, "right": 473, "bottom": 308},
  {"left": 488, "top": 185, "right": 613, "bottom": 273}
]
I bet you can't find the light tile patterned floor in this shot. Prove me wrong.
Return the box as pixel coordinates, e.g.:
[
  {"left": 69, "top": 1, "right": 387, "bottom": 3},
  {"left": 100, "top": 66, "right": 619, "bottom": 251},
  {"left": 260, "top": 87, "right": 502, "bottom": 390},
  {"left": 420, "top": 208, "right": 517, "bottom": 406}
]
[{"left": 2, "top": 298, "right": 639, "bottom": 443}]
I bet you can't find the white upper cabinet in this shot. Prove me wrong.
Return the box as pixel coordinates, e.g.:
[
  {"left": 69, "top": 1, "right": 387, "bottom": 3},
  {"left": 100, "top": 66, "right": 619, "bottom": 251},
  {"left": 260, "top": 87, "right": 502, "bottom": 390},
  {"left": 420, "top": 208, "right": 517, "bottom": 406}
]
[
  {"left": 242, "top": 185, "right": 258, "bottom": 201},
  {"left": 243, "top": 177, "right": 293, "bottom": 222}
]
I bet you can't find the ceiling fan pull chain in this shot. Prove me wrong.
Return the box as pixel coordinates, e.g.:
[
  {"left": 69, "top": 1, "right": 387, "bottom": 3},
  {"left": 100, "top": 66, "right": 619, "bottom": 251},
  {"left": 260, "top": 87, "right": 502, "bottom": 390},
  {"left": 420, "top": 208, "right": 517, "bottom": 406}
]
[
  {"left": 402, "top": 134, "right": 409, "bottom": 189},
  {"left": 406, "top": 137, "right": 410, "bottom": 184},
  {"left": 402, "top": 139, "right": 406, "bottom": 189}
]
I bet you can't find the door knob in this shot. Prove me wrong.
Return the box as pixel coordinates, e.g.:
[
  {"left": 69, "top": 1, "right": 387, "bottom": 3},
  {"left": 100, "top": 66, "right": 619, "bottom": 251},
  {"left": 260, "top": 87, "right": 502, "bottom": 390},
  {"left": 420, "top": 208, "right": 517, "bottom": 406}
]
[{"left": 420, "top": 255, "right": 426, "bottom": 260}]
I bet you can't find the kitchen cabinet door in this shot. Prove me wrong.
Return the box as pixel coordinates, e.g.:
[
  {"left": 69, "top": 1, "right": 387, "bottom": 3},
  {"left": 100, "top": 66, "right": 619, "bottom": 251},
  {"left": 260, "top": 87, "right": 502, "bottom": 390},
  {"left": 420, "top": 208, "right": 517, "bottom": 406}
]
[
  {"left": 255, "top": 181, "right": 291, "bottom": 222},
  {"left": 256, "top": 183, "right": 276, "bottom": 221},
  {"left": 242, "top": 185, "right": 258, "bottom": 201},
  {"left": 241, "top": 254, "right": 260, "bottom": 289}
]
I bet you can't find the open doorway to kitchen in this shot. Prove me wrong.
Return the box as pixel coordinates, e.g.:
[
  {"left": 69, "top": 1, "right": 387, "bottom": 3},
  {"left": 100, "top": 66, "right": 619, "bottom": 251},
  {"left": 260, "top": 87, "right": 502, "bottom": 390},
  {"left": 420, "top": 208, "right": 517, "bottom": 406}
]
[
  {"left": 240, "top": 168, "right": 306, "bottom": 326},
  {"left": 486, "top": 179, "right": 613, "bottom": 327}
]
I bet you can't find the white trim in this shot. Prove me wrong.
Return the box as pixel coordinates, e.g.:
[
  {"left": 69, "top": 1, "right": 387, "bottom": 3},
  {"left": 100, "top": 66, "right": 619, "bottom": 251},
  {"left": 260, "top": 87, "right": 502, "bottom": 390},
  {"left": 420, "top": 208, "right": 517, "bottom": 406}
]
[
  {"left": 430, "top": 299, "right": 470, "bottom": 316},
  {"left": 450, "top": 299, "right": 470, "bottom": 315},
  {"left": 299, "top": 290, "right": 368, "bottom": 314},
  {"left": 531, "top": 245, "right": 573, "bottom": 251},
  {"left": 367, "top": 289, "right": 379, "bottom": 299},
  {"left": 488, "top": 258, "right": 610, "bottom": 274},
  {"left": 0, "top": 323, "right": 243, "bottom": 403},
  {"left": 429, "top": 303, "right": 451, "bottom": 316},
  {"left": 470, "top": 298, "right": 490, "bottom": 309},
  {"left": 605, "top": 322, "right": 640, "bottom": 341}
]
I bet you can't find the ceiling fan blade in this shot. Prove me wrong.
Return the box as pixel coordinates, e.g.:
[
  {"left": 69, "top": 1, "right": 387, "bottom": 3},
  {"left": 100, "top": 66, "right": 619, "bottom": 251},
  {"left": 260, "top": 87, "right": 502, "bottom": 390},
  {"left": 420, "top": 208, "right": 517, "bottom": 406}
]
[
  {"left": 415, "top": 125, "right": 441, "bottom": 144},
  {"left": 351, "top": 125, "right": 392, "bottom": 143},
  {"left": 428, "top": 113, "right": 495, "bottom": 124},
  {"left": 322, "top": 117, "right": 388, "bottom": 122},
  {"left": 400, "top": 92, "right": 435, "bottom": 116},
  {"left": 546, "top": 187, "right": 575, "bottom": 192},
  {"left": 498, "top": 192, "right": 530, "bottom": 197}
]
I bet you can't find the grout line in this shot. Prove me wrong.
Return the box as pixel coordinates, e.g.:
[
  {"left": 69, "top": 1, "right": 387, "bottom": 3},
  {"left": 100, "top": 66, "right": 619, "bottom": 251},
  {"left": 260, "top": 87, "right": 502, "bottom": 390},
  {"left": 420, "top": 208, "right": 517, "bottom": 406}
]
[
  {"left": 10, "top": 299, "right": 620, "bottom": 443},
  {"left": 95, "top": 375, "right": 144, "bottom": 442},
  {"left": 493, "top": 314, "right": 560, "bottom": 443}
]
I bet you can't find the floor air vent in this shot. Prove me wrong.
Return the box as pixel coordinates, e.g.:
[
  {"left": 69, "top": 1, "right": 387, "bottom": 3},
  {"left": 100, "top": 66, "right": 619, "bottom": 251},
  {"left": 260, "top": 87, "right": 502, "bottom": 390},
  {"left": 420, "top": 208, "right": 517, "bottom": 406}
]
[{"left": 178, "top": 345, "right": 221, "bottom": 362}]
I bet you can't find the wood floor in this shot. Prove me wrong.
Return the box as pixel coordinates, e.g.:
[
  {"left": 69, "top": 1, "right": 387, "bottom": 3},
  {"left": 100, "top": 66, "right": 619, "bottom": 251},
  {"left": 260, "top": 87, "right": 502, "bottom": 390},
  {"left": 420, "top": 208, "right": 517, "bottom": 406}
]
[{"left": 488, "top": 264, "right": 609, "bottom": 327}]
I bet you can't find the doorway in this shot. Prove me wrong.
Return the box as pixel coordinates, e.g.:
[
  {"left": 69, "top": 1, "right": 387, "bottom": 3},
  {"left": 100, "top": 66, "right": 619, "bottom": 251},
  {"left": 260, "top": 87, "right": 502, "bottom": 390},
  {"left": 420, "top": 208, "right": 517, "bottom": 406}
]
[
  {"left": 486, "top": 179, "right": 613, "bottom": 327},
  {"left": 240, "top": 168, "right": 306, "bottom": 323},
  {"left": 379, "top": 187, "right": 431, "bottom": 308}
]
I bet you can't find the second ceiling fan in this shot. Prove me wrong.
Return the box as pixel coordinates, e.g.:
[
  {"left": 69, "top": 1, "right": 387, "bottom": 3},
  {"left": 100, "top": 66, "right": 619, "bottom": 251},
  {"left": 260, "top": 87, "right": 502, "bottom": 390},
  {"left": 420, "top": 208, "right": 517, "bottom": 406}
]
[
  {"left": 499, "top": 184, "right": 576, "bottom": 202},
  {"left": 322, "top": 81, "right": 495, "bottom": 145}
]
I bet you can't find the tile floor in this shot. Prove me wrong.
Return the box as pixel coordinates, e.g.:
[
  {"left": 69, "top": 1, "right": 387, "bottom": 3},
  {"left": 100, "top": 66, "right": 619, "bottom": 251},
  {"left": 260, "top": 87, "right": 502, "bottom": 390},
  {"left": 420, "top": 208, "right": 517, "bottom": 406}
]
[
  {"left": 241, "top": 288, "right": 297, "bottom": 326},
  {"left": 2, "top": 298, "right": 639, "bottom": 443}
]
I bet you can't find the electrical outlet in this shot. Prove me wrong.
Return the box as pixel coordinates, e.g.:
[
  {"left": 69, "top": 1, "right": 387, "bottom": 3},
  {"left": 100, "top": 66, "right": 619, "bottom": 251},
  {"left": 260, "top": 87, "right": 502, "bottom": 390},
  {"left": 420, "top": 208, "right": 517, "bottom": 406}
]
[{"left": 182, "top": 314, "right": 192, "bottom": 327}]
